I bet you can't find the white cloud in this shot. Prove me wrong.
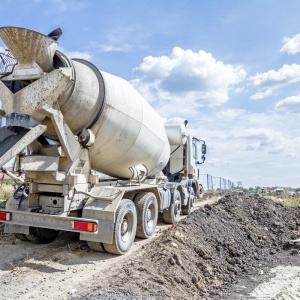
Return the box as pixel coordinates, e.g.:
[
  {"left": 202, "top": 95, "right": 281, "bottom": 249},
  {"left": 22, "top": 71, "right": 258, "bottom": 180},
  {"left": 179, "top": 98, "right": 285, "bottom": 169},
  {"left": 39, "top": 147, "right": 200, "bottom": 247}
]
[
  {"left": 215, "top": 109, "right": 246, "bottom": 121},
  {"left": 234, "top": 87, "right": 245, "bottom": 94},
  {"left": 206, "top": 158, "right": 232, "bottom": 167},
  {"left": 249, "top": 64, "right": 300, "bottom": 87},
  {"left": 213, "top": 127, "right": 285, "bottom": 155},
  {"left": 164, "top": 117, "right": 186, "bottom": 124},
  {"left": 195, "top": 109, "right": 300, "bottom": 188},
  {"left": 50, "top": 0, "right": 85, "bottom": 12},
  {"left": 132, "top": 47, "right": 246, "bottom": 112},
  {"left": 99, "top": 44, "right": 131, "bottom": 53},
  {"left": 250, "top": 89, "right": 273, "bottom": 100},
  {"left": 249, "top": 64, "right": 300, "bottom": 99},
  {"left": 275, "top": 94, "right": 300, "bottom": 113},
  {"left": 97, "top": 26, "right": 139, "bottom": 53},
  {"left": 280, "top": 33, "right": 300, "bottom": 55},
  {"left": 58, "top": 46, "right": 92, "bottom": 60},
  {"left": 231, "top": 127, "right": 279, "bottom": 141}
]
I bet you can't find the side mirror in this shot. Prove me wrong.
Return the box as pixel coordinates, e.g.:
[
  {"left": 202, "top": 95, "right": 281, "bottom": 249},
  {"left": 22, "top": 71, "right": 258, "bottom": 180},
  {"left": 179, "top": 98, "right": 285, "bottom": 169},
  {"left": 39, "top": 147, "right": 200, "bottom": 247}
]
[
  {"left": 202, "top": 143, "right": 206, "bottom": 155},
  {"left": 197, "top": 155, "right": 206, "bottom": 165}
]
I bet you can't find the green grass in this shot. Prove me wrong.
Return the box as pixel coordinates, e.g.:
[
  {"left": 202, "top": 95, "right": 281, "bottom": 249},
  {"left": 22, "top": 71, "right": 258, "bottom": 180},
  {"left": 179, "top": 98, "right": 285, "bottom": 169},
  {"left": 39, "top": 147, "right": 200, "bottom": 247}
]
[{"left": 2, "top": 179, "right": 14, "bottom": 185}]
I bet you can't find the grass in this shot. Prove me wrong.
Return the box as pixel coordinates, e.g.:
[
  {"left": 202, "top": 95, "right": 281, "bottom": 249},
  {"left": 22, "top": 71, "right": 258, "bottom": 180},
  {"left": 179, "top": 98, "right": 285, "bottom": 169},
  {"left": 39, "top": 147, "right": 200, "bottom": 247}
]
[
  {"left": 281, "top": 195, "right": 300, "bottom": 207},
  {"left": 0, "top": 182, "right": 14, "bottom": 202}
]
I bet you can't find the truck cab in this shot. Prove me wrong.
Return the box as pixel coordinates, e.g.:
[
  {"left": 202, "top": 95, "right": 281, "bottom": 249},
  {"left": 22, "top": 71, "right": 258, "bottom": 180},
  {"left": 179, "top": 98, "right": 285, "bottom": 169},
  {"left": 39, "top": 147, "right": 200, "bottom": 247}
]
[{"left": 164, "top": 121, "right": 206, "bottom": 197}]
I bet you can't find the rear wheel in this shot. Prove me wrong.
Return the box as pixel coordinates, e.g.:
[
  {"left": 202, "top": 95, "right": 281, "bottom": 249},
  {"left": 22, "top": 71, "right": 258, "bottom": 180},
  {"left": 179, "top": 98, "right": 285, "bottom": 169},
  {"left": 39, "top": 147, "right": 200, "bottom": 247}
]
[
  {"left": 135, "top": 192, "right": 158, "bottom": 238},
  {"left": 25, "top": 227, "right": 59, "bottom": 244},
  {"left": 87, "top": 241, "right": 106, "bottom": 252},
  {"left": 182, "top": 188, "right": 195, "bottom": 215},
  {"left": 14, "top": 233, "right": 29, "bottom": 241},
  {"left": 103, "top": 199, "right": 137, "bottom": 255},
  {"left": 163, "top": 190, "right": 181, "bottom": 224}
]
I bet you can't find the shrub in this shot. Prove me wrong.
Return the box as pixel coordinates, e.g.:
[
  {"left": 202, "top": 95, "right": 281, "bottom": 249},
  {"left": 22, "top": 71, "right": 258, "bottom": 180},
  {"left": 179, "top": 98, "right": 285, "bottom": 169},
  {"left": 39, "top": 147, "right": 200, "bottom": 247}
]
[
  {"left": 282, "top": 195, "right": 300, "bottom": 207},
  {"left": 0, "top": 183, "right": 14, "bottom": 201}
]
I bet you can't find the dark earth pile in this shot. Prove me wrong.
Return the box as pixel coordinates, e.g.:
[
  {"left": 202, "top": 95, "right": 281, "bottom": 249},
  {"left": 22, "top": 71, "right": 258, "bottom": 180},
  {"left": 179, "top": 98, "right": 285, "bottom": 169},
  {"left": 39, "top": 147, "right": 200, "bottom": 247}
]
[{"left": 73, "top": 193, "right": 300, "bottom": 300}]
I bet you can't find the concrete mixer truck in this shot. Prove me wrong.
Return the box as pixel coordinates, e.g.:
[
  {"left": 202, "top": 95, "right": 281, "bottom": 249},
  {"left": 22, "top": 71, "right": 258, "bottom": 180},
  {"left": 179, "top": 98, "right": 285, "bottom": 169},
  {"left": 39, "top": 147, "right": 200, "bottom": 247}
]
[{"left": 0, "top": 27, "right": 206, "bottom": 254}]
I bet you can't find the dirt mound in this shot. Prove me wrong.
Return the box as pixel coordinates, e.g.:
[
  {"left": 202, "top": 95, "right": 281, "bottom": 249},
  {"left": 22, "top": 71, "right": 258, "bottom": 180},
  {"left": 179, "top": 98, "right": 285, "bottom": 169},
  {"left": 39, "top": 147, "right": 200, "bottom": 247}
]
[{"left": 73, "top": 193, "right": 300, "bottom": 300}]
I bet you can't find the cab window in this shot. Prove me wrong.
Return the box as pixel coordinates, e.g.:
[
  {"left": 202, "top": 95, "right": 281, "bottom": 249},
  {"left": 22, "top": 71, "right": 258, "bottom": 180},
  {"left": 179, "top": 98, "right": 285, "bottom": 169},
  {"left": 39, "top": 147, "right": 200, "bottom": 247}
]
[{"left": 192, "top": 142, "right": 197, "bottom": 159}]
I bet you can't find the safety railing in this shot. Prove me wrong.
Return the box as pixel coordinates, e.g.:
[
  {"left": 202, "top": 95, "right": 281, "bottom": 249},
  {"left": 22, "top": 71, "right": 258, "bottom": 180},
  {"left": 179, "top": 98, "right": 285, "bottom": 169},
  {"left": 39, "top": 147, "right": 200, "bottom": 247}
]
[{"left": 200, "top": 174, "right": 234, "bottom": 192}]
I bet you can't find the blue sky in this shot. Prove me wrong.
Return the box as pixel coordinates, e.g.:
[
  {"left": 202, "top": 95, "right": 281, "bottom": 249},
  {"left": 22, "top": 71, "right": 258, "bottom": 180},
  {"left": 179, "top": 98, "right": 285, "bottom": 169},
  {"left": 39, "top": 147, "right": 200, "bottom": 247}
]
[{"left": 1, "top": 0, "right": 300, "bottom": 188}]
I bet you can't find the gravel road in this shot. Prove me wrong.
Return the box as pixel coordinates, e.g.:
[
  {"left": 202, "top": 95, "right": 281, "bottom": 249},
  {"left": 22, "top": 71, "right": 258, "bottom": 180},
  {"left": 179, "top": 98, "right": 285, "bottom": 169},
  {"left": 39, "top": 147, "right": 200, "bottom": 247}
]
[{"left": 0, "top": 193, "right": 299, "bottom": 300}]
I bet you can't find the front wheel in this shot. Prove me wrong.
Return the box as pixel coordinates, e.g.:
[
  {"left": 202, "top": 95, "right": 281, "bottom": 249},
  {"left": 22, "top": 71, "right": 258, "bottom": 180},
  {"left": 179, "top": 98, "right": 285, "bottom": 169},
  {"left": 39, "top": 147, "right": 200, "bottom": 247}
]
[
  {"left": 103, "top": 199, "right": 137, "bottom": 255},
  {"left": 163, "top": 190, "right": 181, "bottom": 224}
]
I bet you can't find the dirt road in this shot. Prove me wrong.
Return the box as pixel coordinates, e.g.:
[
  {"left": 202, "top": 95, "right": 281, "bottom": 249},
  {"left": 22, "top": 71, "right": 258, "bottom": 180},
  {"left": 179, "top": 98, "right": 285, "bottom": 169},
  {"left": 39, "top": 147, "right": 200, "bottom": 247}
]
[
  {"left": 0, "top": 194, "right": 299, "bottom": 300},
  {"left": 0, "top": 197, "right": 219, "bottom": 300}
]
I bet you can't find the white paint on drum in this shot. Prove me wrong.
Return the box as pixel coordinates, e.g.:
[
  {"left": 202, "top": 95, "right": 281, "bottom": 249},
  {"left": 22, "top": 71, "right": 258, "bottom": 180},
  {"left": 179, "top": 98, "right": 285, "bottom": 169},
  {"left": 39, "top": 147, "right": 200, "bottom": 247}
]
[{"left": 89, "top": 70, "right": 170, "bottom": 179}]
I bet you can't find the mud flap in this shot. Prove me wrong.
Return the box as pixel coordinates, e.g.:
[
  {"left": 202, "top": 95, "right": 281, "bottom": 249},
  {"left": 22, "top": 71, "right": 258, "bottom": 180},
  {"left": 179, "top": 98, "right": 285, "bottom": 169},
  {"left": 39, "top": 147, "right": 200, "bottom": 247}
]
[
  {"left": 0, "top": 125, "right": 47, "bottom": 168},
  {"left": 4, "top": 223, "right": 29, "bottom": 235}
]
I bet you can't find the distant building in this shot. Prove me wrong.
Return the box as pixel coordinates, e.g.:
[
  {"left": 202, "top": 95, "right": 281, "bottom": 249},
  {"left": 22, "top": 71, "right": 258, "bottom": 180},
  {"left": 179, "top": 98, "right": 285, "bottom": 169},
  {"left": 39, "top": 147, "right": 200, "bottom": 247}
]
[
  {"left": 282, "top": 187, "right": 295, "bottom": 195},
  {"left": 268, "top": 186, "right": 295, "bottom": 195}
]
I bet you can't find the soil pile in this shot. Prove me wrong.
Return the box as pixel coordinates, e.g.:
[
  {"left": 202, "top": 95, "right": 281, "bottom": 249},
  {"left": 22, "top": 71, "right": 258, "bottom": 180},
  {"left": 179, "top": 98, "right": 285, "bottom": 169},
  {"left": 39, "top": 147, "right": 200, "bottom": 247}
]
[{"left": 73, "top": 193, "right": 300, "bottom": 300}]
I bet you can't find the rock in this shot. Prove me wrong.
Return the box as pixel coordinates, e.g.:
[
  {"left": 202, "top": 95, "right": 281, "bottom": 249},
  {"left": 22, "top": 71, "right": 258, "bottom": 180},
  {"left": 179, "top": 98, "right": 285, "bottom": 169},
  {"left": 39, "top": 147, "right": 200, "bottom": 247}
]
[
  {"left": 204, "top": 204, "right": 212, "bottom": 210},
  {"left": 173, "top": 253, "right": 180, "bottom": 260},
  {"left": 174, "top": 276, "right": 182, "bottom": 283},
  {"left": 174, "top": 231, "right": 185, "bottom": 243},
  {"left": 195, "top": 246, "right": 207, "bottom": 257},
  {"left": 195, "top": 281, "right": 203, "bottom": 290},
  {"left": 169, "top": 257, "right": 176, "bottom": 265},
  {"left": 247, "top": 233, "right": 257, "bottom": 243},
  {"left": 291, "top": 249, "right": 298, "bottom": 255},
  {"left": 227, "top": 245, "right": 236, "bottom": 254},
  {"left": 202, "top": 265, "right": 213, "bottom": 278},
  {"left": 269, "top": 249, "right": 276, "bottom": 255},
  {"left": 226, "top": 257, "right": 236, "bottom": 265},
  {"left": 68, "top": 289, "right": 77, "bottom": 295},
  {"left": 261, "top": 235, "right": 268, "bottom": 241},
  {"left": 170, "top": 242, "right": 178, "bottom": 249},
  {"left": 176, "top": 259, "right": 182, "bottom": 266}
]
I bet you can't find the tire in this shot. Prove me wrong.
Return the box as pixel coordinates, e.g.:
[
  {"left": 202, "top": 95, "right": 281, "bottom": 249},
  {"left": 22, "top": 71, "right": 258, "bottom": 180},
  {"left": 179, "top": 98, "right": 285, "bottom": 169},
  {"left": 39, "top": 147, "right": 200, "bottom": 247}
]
[
  {"left": 163, "top": 190, "right": 181, "bottom": 224},
  {"left": 103, "top": 199, "right": 137, "bottom": 255},
  {"left": 182, "top": 198, "right": 191, "bottom": 215},
  {"left": 14, "top": 233, "right": 29, "bottom": 241},
  {"left": 25, "top": 227, "right": 59, "bottom": 244},
  {"left": 87, "top": 241, "right": 106, "bottom": 252},
  {"left": 182, "top": 188, "right": 195, "bottom": 215},
  {"left": 135, "top": 192, "right": 158, "bottom": 239}
]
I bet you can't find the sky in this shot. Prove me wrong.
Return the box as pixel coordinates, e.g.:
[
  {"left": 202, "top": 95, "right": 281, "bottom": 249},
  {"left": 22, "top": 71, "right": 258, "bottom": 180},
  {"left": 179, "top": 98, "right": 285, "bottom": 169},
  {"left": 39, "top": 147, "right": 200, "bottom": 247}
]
[{"left": 0, "top": 0, "right": 300, "bottom": 188}]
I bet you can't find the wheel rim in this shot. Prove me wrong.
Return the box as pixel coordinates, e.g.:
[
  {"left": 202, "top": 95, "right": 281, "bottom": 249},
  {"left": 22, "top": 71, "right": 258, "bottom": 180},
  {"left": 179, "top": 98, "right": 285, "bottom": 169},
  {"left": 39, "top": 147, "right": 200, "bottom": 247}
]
[
  {"left": 146, "top": 203, "right": 155, "bottom": 230},
  {"left": 120, "top": 212, "right": 133, "bottom": 243},
  {"left": 190, "top": 189, "right": 195, "bottom": 209},
  {"left": 174, "top": 197, "right": 181, "bottom": 219}
]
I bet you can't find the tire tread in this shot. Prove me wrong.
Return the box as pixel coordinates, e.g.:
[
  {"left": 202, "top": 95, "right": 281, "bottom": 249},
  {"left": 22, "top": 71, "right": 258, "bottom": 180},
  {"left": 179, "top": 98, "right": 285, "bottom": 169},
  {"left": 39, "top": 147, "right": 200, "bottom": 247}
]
[{"left": 87, "top": 241, "right": 106, "bottom": 252}]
